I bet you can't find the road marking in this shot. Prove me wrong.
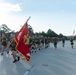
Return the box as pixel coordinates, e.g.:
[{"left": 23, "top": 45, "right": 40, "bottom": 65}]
[
  {"left": 24, "top": 71, "right": 29, "bottom": 75},
  {"left": 24, "top": 64, "right": 35, "bottom": 75}
]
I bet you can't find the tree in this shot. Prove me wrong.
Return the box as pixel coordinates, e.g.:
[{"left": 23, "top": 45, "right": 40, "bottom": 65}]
[
  {"left": 74, "top": 35, "right": 76, "bottom": 40},
  {"left": 47, "top": 29, "right": 59, "bottom": 37},
  {"left": 28, "top": 25, "right": 34, "bottom": 37},
  {"left": 0, "top": 24, "right": 13, "bottom": 41},
  {"left": 0, "top": 24, "right": 11, "bottom": 33},
  {"left": 41, "top": 31, "right": 47, "bottom": 37},
  {"left": 47, "top": 29, "right": 52, "bottom": 37},
  {"left": 59, "top": 33, "right": 64, "bottom": 38}
]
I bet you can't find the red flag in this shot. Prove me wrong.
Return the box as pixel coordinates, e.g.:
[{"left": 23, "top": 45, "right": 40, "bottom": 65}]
[{"left": 14, "top": 21, "right": 30, "bottom": 62}]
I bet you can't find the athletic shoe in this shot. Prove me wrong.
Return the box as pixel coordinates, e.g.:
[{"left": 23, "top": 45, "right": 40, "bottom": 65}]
[
  {"left": 13, "top": 59, "right": 17, "bottom": 63},
  {"left": 1, "top": 53, "right": 3, "bottom": 55},
  {"left": 17, "top": 56, "right": 20, "bottom": 61}
]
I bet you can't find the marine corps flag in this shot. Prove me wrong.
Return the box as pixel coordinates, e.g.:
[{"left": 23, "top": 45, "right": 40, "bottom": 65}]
[{"left": 14, "top": 18, "right": 30, "bottom": 62}]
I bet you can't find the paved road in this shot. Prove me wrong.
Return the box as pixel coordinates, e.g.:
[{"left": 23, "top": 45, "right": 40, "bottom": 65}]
[{"left": 0, "top": 40, "right": 76, "bottom": 75}]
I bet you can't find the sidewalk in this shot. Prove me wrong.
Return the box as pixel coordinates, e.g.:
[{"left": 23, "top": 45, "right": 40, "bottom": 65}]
[{"left": 0, "top": 40, "right": 76, "bottom": 75}]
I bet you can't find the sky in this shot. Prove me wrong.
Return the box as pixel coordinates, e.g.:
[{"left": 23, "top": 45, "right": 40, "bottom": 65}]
[{"left": 0, "top": 0, "right": 76, "bottom": 36}]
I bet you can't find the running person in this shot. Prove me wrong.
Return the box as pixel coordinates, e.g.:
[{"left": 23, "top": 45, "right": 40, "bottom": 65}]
[
  {"left": 62, "top": 37, "right": 65, "bottom": 47},
  {"left": 70, "top": 37, "right": 74, "bottom": 48},
  {"left": 11, "top": 39, "right": 20, "bottom": 63},
  {"left": 53, "top": 37, "right": 57, "bottom": 49},
  {"left": 1, "top": 34, "right": 7, "bottom": 55}
]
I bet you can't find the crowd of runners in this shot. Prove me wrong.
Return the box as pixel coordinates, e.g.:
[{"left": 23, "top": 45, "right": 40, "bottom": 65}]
[{"left": 0, "top": 33, "right": 75, "bottom": 63}]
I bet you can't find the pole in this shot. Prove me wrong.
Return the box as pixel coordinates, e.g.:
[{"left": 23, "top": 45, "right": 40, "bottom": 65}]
[{"left": 26, "top": 16, "right": 31, "bottom": 22}]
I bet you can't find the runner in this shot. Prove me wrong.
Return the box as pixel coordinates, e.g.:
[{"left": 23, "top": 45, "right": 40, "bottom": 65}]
[
  {"left": 62, "top": 37, "right": 65, "bottom": 47},
  {"left": 1, "top": 34, "right": 7, "bottom": 55},
  {"left": 70, "top": 37, "right": 74, "bottom": 48},
  {"left": 11, "top": 39, "right": 20, "bottom": 63},
  {"left": 53, "top": 37, "right": 57, "bottom": 49}
]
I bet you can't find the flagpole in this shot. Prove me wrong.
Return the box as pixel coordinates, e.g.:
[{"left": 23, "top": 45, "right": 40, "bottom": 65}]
[
  {"left": 73, "top": 30, "right": 75, "bottom": 36},
  {"left": 26, "top": 16, "right": 31, "bottom": 22}
]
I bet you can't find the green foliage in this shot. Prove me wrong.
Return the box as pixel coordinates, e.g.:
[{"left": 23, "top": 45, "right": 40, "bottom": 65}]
[
  {"left": 28, "top": 25, "right": 34, "bottom": 37},
  {"left": 74, "top": 35, "right": 76, "bottom": 40},
  {"left": 47, "top": 29, "right": 59, "bottom": 37},
  {"left": 0, "top": 24, "right": 65, "bottom": 39},
  {"left": 0, "top": 24, "right": 11, "bottom": 33}
]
